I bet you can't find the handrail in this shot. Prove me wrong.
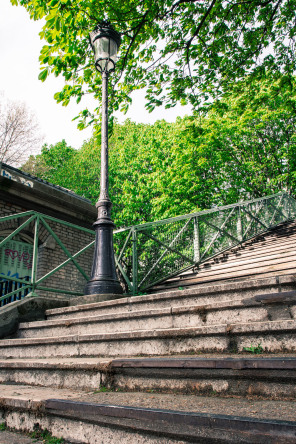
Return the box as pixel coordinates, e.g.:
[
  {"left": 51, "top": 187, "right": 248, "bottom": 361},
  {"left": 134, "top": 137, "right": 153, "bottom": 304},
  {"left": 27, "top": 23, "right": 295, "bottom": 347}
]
[
  {"left": 0, "top": 211, "right": 95, "bottom": 307},
  {"left": 113, "top": 192, "right": 296, "bottom": 294}
]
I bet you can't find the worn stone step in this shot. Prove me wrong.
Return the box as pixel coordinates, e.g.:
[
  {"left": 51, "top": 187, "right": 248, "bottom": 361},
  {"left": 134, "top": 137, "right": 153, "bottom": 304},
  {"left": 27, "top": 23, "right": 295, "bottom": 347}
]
[
  {"left": 154, "top": 264, "right": 296, "bottom": 292},
  {"left": 183, "top": 248, "right": 296, "bottom": 277},
  {"left": 180, "top": 241, "right": 296, "bottom": 280},
  {"left": 1, "top": 319, "right": 296, "bottom": 359},
  {"left": 151, "top": 220, "right": 296, "bottom": 292},
  {"left": 0, "top": 357, "right": 109, "bottom": 390},
  {"left": 0, "top": 384, "right": 296, "bottom": 443},
  {"left": 110, "top": 356, "right": 296, "bottom": 399},
  {"left": 179, "top": 255, "right": 296, "bottom": 282},
  {"left": 46, "top": 275, "right": 296, "bottom": 321},
  {"left": 16, "top": 291, "right": 296, "bottom": 339},
  {"left": 0, "top": 356, "right": 296, "bottom": 400}
]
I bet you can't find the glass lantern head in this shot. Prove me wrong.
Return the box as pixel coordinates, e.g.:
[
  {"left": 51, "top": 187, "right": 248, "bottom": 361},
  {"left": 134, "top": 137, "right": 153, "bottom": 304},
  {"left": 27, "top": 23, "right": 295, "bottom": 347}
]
[{"left": 89, "top": 21, "right": 121, "bottom": 73}]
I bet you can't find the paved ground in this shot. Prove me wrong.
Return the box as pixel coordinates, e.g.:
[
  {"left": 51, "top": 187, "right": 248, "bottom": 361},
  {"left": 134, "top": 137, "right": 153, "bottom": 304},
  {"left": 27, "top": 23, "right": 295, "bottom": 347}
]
[
  {"left": 0, "top": 429, "right": 73, "bottom": 444},
  {"left": 0, "top": 430, "right": 43, "bottom": 444},
  {"left": 0, "top": 384, "right": 295, "bottom": 422}
]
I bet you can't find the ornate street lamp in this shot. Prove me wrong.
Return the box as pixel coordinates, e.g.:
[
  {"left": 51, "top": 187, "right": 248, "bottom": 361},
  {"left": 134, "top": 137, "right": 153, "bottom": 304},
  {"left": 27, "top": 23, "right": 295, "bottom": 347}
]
[{"left": 84, "top": 21, "right": 123, "bottom": 296}]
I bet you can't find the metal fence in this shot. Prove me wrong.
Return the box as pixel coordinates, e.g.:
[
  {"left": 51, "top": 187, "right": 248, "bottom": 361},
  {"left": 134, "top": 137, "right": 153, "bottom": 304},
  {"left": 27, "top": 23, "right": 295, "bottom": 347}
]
[
  {"left": 0, "top": 193, "right": 295, "bottom": 305},
  {"left": 0, "top": 211, "right": 95, "bottom": 307},
  {"left": 113, "top": 193, "right": 296, "bottom": 294}
]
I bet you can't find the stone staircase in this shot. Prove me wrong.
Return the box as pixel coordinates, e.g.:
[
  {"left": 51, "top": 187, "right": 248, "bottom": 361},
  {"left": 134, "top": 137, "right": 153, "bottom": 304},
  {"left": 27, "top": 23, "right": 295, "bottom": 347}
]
[
  {"left": 0, "top": 221, "right": 296, "bottom": 442},
  {"left": 150, "top": 219, "right": 296, "bottom": 292}
]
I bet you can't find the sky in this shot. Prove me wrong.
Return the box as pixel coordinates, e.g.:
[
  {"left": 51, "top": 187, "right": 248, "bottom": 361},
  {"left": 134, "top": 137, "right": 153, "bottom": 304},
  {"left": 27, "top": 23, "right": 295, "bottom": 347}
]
[{"left": 0, "top": 0, "right": 192, "bottom": 151}]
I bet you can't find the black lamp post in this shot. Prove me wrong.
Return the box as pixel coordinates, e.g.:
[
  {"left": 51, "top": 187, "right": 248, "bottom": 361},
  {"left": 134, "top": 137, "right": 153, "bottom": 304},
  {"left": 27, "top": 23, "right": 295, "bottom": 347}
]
[{"left": 84, "top": 21, "right": 123, "bottom": 296}]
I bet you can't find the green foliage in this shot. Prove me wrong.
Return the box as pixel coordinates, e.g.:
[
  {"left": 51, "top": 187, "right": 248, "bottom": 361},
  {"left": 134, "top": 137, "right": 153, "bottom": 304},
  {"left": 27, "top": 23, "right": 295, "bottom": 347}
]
[
  {"left": 196, "top": 74, "right": 296, "bottom": 201},
  {"left": 30, "top": 427, "right": 65, "bottom": 443},
  {"left": 12, "top": 0, "right": 296, "bottom": 130},
  {"left": 22, "top": 76, "right": 296, "bottom": 229},
  {"left": 243, "top": 343, "right": 264, "bottom": 354},
  {"left": 22, "top": 139, "right": 77, "bottom": 190},
  {"left": 93, "top": 385, "right": 111, "bottom": 393},
  {"left": 0, "top": 423, "right": 6, "bottom": 431}
]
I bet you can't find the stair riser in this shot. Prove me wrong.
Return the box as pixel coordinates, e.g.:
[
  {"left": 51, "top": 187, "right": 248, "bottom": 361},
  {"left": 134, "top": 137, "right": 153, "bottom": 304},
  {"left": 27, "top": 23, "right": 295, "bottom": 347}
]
[
  {"left": 237, "top": 334, "right": 296, "bottom": 353},
  {"left": 113, "top": 370, "right": 296, "bottom": 400},
  {"left": 0, "top": 368, "right": 102, "bottom": 390},
  {"left": 18, "top": 307, "right": 271, "bottom": 339},
  {"left": 1, "top": 409, "right": 183, "bottom": 444},
  {"left": 156, "top": 267, "right": 296, "bottom": 291},
  {"left": 46, "top": 278, "right": 296, "bottom": 320},
  {"left": 0, "top": 367, "right": 295, "bottom": 400},
  {"left": 1, "top": 331, "right": 296, "bottom": 359}
]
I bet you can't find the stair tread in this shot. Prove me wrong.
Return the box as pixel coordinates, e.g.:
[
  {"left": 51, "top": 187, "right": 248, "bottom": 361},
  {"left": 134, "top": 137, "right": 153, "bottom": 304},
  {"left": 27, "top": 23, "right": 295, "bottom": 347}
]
[
  {"left": 153, "top": 220, "right": 296, "bottom": 291},
  {"left": 17, "top": 291, "right": 296, "bottom": 332},
  {"left": 195, "top": 239, "right": 296, "bottom": 267},
  {"left": 46, "top": 275, "right": 296, "bottom": 318},
  {"left": 154, "top": 265, "right": 296, "bottom": 290},
  {"left": 183, "top": 249, "right": 296, "bottom": 275},
  {"left": 0, "top": 383, "right": 295, "bottom": 423},
  {"left": 1, "top": 354, "right": 296, "bottom": 368},
  {"left": 2, "top": 319, "right": 296, "bottom": 346}
]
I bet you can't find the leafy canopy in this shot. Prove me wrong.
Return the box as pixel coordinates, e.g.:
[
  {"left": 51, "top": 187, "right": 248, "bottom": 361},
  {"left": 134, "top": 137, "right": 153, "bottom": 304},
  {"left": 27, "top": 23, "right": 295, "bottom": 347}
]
[
  {"left": 22, "top": 76, "right": 296, "bottom": 227},
  {"left": 11, "top": 0, "right": 296, "bottom": 128}
]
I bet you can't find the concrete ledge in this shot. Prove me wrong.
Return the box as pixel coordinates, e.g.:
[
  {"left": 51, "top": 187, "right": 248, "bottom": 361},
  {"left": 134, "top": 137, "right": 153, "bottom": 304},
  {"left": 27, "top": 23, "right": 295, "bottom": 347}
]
[
  {"left": 0, "top": 386, "right": 296, "bottom": 443},
  {"left": 0, "top": 297, "right": 68, "bottom": 339},
  {"left": 46, "top": 275, "right": 296, "bottom": 321},
  {"left": 1, "top": 357, "right": 296, "bottom": 398},
  {"left": 1, "top": 320, "right": 296, "bottom": 358},
  {"left": 69, "top": 293, "right": 127, "bottom": 306},
  {"left": 17, "top": 291, "right": 296, "bottom": 339}
]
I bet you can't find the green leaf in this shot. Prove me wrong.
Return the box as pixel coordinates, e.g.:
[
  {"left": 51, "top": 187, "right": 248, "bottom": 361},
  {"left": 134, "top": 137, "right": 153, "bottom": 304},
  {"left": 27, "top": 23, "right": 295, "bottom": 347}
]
[{"left": 38, "top": 69, "right": 49, "bottom": 82}]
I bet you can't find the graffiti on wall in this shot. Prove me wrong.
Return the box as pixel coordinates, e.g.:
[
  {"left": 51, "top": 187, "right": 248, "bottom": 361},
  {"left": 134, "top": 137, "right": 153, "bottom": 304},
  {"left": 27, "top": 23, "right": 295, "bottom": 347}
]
[
  {"left": 0, "top": 239, "right": 33, "bottom": 281},
  {"left": 1, "top": 168, "right": 33, "bottom": 188},
  {"left": 4, "top": 248, "right": 32, "bottom": 270}
]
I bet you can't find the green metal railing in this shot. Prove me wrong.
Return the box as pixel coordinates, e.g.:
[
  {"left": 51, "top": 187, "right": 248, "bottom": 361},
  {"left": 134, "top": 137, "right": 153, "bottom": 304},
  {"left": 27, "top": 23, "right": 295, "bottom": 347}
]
[
  {"left": 0, "top": 211, "right": 95, "bottom": 306},
  {"left": 113, "top": 193, "right": 296, "bottom": 294},
  {"left": 1, "top": 193, "right": 295, "bottom": 305}
]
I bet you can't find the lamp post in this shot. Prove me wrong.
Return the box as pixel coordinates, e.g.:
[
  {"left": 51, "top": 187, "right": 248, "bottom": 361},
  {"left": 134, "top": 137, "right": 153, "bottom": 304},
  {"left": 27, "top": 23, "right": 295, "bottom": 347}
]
[{"left": 84, "top": 21, "right": 123, "bottom": 296}]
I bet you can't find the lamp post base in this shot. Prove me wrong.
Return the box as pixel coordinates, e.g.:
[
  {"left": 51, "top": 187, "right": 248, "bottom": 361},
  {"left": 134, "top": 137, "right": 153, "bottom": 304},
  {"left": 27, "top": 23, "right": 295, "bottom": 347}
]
[
  {"left": 84, "top": 278, "right": 123, "bottom": 296},
  {"left": 84, "top": 217, "right": 123, "bottom": 297}
]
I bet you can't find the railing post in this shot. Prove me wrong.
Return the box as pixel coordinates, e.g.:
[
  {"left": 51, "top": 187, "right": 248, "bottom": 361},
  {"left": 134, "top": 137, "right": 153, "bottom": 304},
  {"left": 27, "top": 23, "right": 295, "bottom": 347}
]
[
  {"left": 286, "top": 194, "right": 291, "bottom": 219},
  {"left": 237, "top": 206, "right": 243, "bottom": 242},
  {"left": 29, "top": 215, "right": 39, "bottom": 297},
  {"left": 132, "top": 228, "right": 138, "bottom": 295},
  {"left": 193, "top": 217, "right": 200, "bottom": 263}
]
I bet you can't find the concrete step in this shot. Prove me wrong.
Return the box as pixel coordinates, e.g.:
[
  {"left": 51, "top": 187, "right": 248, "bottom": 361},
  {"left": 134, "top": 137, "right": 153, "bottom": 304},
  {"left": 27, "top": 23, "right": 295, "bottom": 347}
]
[
  {"left": 181, "top": 249, "right": 296, "bottom": 279},
  {"left": 0, "top": 356, "right": 296, "bottom": 400},
  {"left": 150, "top": 220, "right": 296, "bottom": 292},
  {"left": 16, "top": 291, "right": 296, "bottom": 339},
  {"left": 0, "top": 296, "right": 68, "bottom": 340},
  {"left": 1, "top": 319, "right": 296, "bottom": 359},
  {"left": 153, "top": 267, "right": 296, "bottom": 292},
  {"left": 46, "top": 275, "right": 296, "bottom": 321},
  {"left": 0, "top": 384, "right": 295, "bottom": 443}
]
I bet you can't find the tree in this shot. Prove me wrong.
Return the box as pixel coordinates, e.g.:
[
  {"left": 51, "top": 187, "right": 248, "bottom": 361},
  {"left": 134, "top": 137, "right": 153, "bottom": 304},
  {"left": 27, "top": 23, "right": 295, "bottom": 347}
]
[
  {"left": 0, "top": 97, "right": 42, "bottom": 166},
  {"left": 22, "top": 76, "right": 296, "bottom": 227},
  {"left": 22, "top": 140, "right": 77, "bottom": 189},
  {"left": 12, "top": 0, "right": 296, "bottom": 130},
  {"left": 200, "top": 75, "right": 296, "bottom": 201}
]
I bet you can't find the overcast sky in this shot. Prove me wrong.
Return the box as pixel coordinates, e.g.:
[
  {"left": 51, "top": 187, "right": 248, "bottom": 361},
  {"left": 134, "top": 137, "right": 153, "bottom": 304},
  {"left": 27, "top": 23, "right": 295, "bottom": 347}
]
[{"left": 0, "top": 0, "right": 192, "bottom": 151}]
